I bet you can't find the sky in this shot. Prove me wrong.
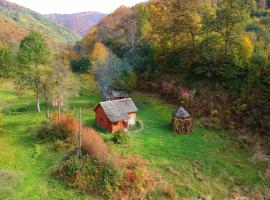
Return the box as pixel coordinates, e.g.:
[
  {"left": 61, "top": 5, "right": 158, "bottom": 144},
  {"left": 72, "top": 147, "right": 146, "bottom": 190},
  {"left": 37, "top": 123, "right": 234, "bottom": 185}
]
[{"left": 8, "top": 0, "right": 147, "bottom": 14}]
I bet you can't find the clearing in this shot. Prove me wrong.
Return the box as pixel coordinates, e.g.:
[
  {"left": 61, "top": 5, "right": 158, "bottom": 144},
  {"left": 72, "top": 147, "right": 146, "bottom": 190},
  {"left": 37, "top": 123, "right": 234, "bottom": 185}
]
[{"left": 0, "top": 77, "right": 269, "bottom": 199}]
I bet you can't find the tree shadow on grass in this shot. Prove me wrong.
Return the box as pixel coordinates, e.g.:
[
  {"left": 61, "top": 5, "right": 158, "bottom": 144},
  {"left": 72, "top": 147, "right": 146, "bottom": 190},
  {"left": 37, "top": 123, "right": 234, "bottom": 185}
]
[{"left": 84, "top": 118, "right": 108, "bottom": 134}]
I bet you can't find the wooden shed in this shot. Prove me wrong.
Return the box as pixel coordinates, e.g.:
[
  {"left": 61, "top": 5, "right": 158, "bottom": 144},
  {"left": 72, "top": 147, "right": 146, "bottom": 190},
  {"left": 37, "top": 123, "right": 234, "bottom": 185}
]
[
  {"left": 172, "top": 107, "right": 192, "bottom": 134},
  {"left": 94, "top": 98, "right": 138, "bottom": 133},
  {"left": 104, "top": 90, "right": 129, "bottom": 101}
]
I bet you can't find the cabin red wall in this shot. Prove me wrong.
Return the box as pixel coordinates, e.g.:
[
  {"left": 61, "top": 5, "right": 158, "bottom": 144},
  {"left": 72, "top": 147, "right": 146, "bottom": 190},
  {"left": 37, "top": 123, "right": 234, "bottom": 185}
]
[
  {"left": 95, "top": 105, "right": 125, "bottom": 133},
  {"left": 111, "top": 121, "right": 125, "bottom": 132},
  {"left": 95, "top": 106, "right": 111, "bottom": 132}
]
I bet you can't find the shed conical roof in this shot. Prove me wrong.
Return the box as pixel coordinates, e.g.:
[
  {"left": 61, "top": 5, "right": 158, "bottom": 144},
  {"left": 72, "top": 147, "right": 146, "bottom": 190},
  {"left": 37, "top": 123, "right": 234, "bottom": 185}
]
[{"left": 172, "top": 107, "right": 190, "bottom": 118}]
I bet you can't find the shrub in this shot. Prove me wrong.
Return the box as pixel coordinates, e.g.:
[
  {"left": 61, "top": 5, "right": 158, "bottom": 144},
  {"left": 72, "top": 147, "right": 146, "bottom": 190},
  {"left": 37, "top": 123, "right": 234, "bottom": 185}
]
[
  {"left": 36, "top": 121, "right": 52, "bottom": 140},
  {"left": 112, "top": 130, "right": 129, "bottom": 144},
  {"left": 54, "top": 140, "right": 69, "bottom": 151},
  {"left": 36, "top": 121, "right": 71, "bottom": 142},
  {"left": 56, "top": 154, "right": 122, "bottom": 199},
  {"left": 36, "top": 114, "right": 79, "bottom": 142},
  {"left": 51, "top": 113, "right": 79, "bottom": 136},
  {"left": 81, "top": 128, "right": 110, "bottom": 162},
  {"left": 33, "top": 144, "right": 42, "bottom": 158},
  {"left": 113, "top": 156, "right": 156, "bottom": 200},
  {"left": 54, "top": 124, "right": 159, "bottom": 200},
  {"left": 161, "top": 184, "right": 176, "bottom": 199}
]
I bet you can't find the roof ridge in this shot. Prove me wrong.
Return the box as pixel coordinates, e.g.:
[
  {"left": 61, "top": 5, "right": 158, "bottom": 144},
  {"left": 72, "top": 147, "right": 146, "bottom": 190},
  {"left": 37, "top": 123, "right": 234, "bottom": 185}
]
[{"left": 100, "top": 97, "right": 132, "bottom": 104}]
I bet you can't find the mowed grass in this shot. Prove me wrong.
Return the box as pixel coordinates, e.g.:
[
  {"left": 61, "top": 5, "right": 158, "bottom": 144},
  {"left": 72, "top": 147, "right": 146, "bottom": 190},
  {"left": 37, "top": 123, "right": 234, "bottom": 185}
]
[
  {"left": 0, "top": 77, "right": 269, "bottom": 199},
  {"left": 117, "top": 93, "right": 270, "bottom": 198}
]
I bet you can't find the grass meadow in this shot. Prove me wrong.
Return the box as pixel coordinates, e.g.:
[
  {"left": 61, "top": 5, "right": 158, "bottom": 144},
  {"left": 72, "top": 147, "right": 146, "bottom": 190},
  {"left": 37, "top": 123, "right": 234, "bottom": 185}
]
[{"left": 0, "top": 77, "right": 269, "bottom": 199}]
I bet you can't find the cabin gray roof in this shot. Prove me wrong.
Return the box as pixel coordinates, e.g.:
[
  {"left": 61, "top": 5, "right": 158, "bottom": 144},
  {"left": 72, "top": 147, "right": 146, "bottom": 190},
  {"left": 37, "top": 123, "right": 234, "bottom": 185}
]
[
  {"left": 97, "top": 98, "right": 138, "bottom": 122},
  {"left": 111, "top": 90, "right": 129, "bottom": 98},
  {"left": 172, "top": 107, "right": 191, "bottom": 118}
]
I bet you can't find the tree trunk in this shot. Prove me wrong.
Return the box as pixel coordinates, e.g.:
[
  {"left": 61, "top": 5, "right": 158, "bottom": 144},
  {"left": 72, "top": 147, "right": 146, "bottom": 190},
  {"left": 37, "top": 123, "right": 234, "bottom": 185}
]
[
  {"left": 45, "top": 97, "right": 50, "bottom": 119},
  {"left": 36, "top": 94, "right": 40, "bottom": 112},
  {"left": 190, "top": 29, "right": 196, "bottom": 49},
  {"left": 43, "top": 84, "right": 50, "bottom": 119},
  {"left": 57, "top": 104, "right": 61, "bottom": 120},
  {"left": 35, "top": 82, "right": 41, "bottom": 113}
]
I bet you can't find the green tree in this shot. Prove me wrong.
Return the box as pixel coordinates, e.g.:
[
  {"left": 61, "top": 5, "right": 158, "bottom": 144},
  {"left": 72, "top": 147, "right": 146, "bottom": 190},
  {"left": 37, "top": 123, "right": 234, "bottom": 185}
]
[
  {"left": 0, "top": 46, "right": 15, "bottom": 78},
  {"left": 112, "top": 60, "right": 137, "bottom": 92},
  {"left": 70, "top": 57, "right": 91, "bottom": 73},
  {"left": 216, "top": 0, "right": 250, "bottom": 58},
  {"left": 39, "top": 65, "right": 54, "bottom": 119},
  {"left": 18, "top": 32, "right": 51, "bottom": 112}
]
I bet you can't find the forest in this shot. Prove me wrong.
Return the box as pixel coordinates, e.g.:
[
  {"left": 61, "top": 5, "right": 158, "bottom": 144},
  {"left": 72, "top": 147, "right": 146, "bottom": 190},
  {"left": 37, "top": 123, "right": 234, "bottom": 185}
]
[{"left": 79, "top": 0, "right": 270, "bottom": 136}]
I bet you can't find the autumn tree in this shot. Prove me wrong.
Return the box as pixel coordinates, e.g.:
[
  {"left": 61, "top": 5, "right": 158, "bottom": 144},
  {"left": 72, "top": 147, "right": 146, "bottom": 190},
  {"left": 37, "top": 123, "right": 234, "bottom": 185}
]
[
  {"left": 90, "top": 42, "right": 110, "bottom": 68},
  {"left": 18, "top": 32, "right": 50, "bottom": 112},
  {"left": 39, "top": 65, "right": 54, "bottom": 119},
  {"left": 94, "top": 52, "right": 122, "bottom": 97},
  {"left": 93, "top": 45, "right": 137, "bottom": 96},
  {"left": 52, "top": 57, "right": 80, "bottom": 117}
]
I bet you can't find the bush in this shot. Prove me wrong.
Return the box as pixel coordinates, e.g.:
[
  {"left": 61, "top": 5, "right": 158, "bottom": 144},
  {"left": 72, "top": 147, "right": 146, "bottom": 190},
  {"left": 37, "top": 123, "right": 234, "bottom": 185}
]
[
  {"left": 54, "top": 123, "right": 158, "bottom": 200},
  {"left": 33, "top": 144, "right": 42, "bottom": 158},
  {"left": 36, "top": 121, "right": 72, "bottom": 142},
  {"left": 112, "top": 130, "right": 129, "bottom": 144},
  {"left": 51, "top": 113, "right": 79, "bottom": 136},
  {"left": 112, "top": 156, "right": 156, "bottom": 200},
  {"left": 54, "top": 140, "right": 69, "bottom": 151},
  {"left": 56, "top": 154, "right": 122, "bottom": 199},
  {"left": 81, "top": 128, "right": 110, "bottom": 162},
  {"left": 36, "top": 114, "right": 79, "bottom": 142}
]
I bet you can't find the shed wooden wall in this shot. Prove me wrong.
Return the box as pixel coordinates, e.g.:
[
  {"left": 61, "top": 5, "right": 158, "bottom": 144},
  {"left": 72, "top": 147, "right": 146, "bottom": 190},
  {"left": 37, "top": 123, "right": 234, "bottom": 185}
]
[{"left": 128, "top": 113, "right": 136, "bottom": 126}]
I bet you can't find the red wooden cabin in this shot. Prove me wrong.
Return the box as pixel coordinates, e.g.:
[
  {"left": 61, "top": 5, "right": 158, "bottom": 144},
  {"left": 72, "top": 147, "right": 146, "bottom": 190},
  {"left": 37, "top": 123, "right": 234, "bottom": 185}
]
[{"left": 94, "top": 98, "right": 138, "bottom": 133}]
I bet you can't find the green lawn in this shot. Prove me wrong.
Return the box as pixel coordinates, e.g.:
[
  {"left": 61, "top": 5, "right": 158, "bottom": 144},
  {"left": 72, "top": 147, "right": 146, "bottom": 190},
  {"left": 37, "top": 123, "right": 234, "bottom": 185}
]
[{"left": 0, "top": 78, "right": 269, "bottom": 199}]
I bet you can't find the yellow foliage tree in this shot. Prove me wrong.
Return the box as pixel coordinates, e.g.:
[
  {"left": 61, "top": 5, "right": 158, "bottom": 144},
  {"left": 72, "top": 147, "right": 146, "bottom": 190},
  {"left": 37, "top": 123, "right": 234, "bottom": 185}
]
[
  {"left": 241, "top": 35, "right": 254, "bottom": 61},
  {"left": 90, "top": 42, "right": 110, "bottom": 67}
]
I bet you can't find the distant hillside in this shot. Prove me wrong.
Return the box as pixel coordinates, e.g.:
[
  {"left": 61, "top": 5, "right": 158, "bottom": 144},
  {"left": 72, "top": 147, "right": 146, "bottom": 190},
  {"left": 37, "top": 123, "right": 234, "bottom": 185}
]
[
  {"left": 81, "top": 6, "right": 137, "bottom": 55},
  {"left": 46, "top": 12, "right": 106, "bottom": 36},
  {"left": 0, "top": 0, "right": 79, "bottom": 44}
]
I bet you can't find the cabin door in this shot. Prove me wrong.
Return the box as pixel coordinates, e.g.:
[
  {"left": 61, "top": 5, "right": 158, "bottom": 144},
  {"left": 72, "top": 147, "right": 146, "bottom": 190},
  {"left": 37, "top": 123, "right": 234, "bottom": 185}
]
[{"left": 122, "top": 120, "right": 128, "bottom": 131}]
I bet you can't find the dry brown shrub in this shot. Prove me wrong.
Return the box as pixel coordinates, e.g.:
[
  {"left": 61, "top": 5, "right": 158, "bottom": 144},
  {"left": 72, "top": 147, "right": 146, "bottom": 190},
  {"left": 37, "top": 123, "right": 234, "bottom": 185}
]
[
  {"left": 112, "top": 156, "right": 156, "bottom": 200},
  {"left": 262, "top": 163, "right": 270, "bottom": 180},
  {"left": 51, "top": 113, "right": 79, "bottom": 136},
  {"left": 81, "top": 127, "right": 110, "bottom": 162},
  {"left": 162, "top": 183, "right": 176, "bottom": 199}
]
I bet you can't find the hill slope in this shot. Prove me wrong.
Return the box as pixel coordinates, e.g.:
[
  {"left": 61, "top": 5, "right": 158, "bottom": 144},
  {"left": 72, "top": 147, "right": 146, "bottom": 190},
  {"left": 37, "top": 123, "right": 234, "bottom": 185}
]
[
  {"left": 0, "top": 0, "right": 79, "bottom": 44},
  {"left": 46, "top": 12, "right": 106, "bottom": 36}
]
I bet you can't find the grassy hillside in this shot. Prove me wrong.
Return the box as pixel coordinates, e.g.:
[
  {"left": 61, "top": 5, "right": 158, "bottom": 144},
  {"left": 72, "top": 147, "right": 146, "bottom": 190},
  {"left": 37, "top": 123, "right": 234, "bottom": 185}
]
[
  {"left": 0, "top": 0, "right": 79, "bottom": 44},
  {"left": 0, "top": 77, "right": 269, "bottom": 199}
]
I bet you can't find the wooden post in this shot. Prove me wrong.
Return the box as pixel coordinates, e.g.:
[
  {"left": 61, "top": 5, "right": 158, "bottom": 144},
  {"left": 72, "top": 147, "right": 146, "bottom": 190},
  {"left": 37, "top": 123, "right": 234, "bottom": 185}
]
[
  {"left": 77, "top": 108, "right": 82, "bottom": 158},
  {"left": 57, "top": 104, "right": 61, "bottom": 121}
]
